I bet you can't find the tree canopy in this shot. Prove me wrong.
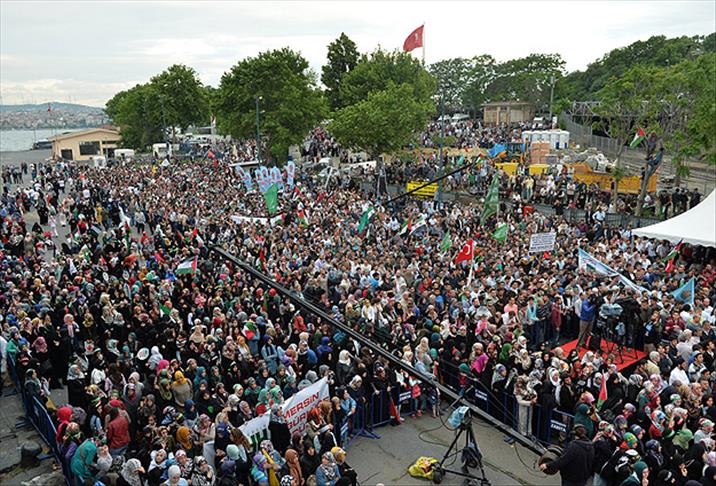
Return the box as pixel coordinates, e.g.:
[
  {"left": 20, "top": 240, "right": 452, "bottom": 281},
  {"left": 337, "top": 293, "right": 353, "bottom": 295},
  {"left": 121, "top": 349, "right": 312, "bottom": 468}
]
[
  {"left": 557, "top": 34, "right": 714, "bottom": 102},
  {"left": 338, "top": 49, "right": 436, "bottom": 108},
  {"left": 329, "top": 48, "right": 436, "bottom": 158},
  {"left": 329, "top": 83, "right": 434, "bottom": 158},
  {"left": 216, "top": 48, "right": 327, "bottom": 163},
  {"left": 105, "top": 64, "right": 208, "bottom": 149},
  {"left": 321, "top": 33, "right": 359, "bottom": 111}
]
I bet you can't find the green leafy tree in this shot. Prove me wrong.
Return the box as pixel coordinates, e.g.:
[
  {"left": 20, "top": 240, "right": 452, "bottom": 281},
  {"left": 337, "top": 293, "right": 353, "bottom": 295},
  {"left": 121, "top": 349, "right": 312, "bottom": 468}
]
[
  {"left": 329, "top": 83, "right": 434, "bottom": 159},
  {"left": 593, "top": 65, "right": 655, "bottom": 207},
  {"left": 105, "top": 83, "right": 164, "bottom": 149},
  {"left": 650, "top": 53, "right": 716, "bottom": 186},
  {"left": 429, "top": 55, "right": 496, "bottom": 115},
  {"left": 321, "top": 33, "right": 359, "bottom": 111},
  {"left": 461, "top": 55, "right": 497, "bottom": 117},
  {"left": 485, "top": 53, "right": 564, "bottom": 110},
  {"left": 150, "top": 64, "right": 209, "bottom": 138},
  {"left": 217, "top": 48, "right": 327, "bottom": 163},
  {"left": 559, "top": 34, "right": 710, "bottom": 101},
  {"left": 338, "top": 49, "right": 436, "bottom": 108}
]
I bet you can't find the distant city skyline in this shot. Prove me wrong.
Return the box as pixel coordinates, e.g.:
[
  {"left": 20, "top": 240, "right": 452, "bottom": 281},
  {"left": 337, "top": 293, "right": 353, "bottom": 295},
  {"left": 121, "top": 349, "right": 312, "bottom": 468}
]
[{"left": 1, "top": 1, "right": 714, "bottom": 107}]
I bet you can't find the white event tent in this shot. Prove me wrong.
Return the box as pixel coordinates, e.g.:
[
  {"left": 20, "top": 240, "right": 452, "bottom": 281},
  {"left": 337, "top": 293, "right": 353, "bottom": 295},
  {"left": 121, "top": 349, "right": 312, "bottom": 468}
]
[{"left": 632, "top": 190, "right": 716, "bottom": 247}]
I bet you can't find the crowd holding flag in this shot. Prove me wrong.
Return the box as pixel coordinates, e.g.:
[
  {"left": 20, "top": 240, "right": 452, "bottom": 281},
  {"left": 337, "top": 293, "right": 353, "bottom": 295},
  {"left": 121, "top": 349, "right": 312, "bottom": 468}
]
[
  {"left": 480, "top": 174, "right": 500, "bottom": 223},
  {"left": 263, "top": 184, "right": 279, "bottom": 215},
  {"left": 492, "top": 223, "right": 508, "bottom": 242},
  {"left": 454, "top": 239, "right": 475, "bottom": 265},
  {"left": 440, "top": 231, "right": 452, "bottom": 253},
  {"left": 358, "top": 206, "right": 375, "bottom": 233},
  {"left": 175, "top": 256, "right": 198, "bottom": 275},
  {"left": 663, "top": 240, "right": 683, "bottom": 272},
  {"left": 629, "top": 127, "right": 647, "bottom": 148}
]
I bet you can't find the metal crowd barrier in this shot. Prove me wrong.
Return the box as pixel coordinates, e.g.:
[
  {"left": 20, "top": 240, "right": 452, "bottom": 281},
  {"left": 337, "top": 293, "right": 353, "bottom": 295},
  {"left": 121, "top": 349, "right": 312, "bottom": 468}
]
[
  {"left": 5, "top": 353, "right": 573, "bottom": 486},
  {"left": 6, "top": 354, "right": 73, "bottom": 486}
]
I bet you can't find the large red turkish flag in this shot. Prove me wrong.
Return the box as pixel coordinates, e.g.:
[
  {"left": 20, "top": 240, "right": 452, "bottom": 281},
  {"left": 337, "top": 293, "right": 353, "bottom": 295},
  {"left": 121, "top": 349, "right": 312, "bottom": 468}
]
[
  {"left": 454, "top": 239, "right": 474, "bottom": 264},
  {"left": 403, "top": 25, "right": 424, "bottom": 53}
]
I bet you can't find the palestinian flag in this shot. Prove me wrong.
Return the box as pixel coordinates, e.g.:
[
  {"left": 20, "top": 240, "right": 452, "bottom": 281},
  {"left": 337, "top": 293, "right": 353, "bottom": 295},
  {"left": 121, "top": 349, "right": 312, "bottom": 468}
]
[
  {"left": 358, "top": 207, "right": 375, "bottom": 233},
  {"left": 243, "top": 321, "right": 257, "bottom": 340},
  {"left": 663, "top": 240, "right": 683, "bottom": 273},
  {"left": 176, "top": 257, "right": 198, "bottom": 275},
  {"left": 297, "top": 208, "right": 309, "bottom": 227},
  {"left": 629, "top": 127, "right": 646, "bottom": 148},
  {"left": 597, "top": 375, "right": 608, "bottom": 410},
  {"left": 259, "top": 247, "right": 267, "bottom": 270},
  {"left": 440, "top": 231, "right": 452, "bottom": 253}
]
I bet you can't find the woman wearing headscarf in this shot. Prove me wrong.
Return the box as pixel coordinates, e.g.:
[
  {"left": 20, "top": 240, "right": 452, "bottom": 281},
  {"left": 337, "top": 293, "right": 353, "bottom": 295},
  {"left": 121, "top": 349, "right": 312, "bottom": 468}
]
[
  {"left": 176, "top": 426, "right": 194, "bottom": 457},
  {"left": 316, "top": 452, "right": 342, "bottom": 486},
  {"left": 268, "top": 405, "right": 291, "bottom": 454},
  {"left": 172, "top": 371, "right": 193, "bottom": 408},
  {"left": 190, "top": 456, "right": 216, "bottom": 486},
  {"left": 251, "top": 452, "right": 270, "bottom": 486},
  {"left": 117, "top": 457, "right": 145, "bottom": 486},
  {"left": 282, "top": 449, "right": 304, "bottom": 486},
  {"left": 66, "top": 364, "right": 87, "bottom": 409},
  {"left": 260, "top": 439, "right": 284, "bottom": 486},
  {"left": 147, "top": 449, "right": 169, "bottom": 486},
  {"left": 70, "top": 438, "right": 98, "bottom": 486},
  {"left": 335, "top": 350, "right": 354, "bottom": 387},
  {"left": 619, "top": 461, "right": 649, "bottom": 485}
]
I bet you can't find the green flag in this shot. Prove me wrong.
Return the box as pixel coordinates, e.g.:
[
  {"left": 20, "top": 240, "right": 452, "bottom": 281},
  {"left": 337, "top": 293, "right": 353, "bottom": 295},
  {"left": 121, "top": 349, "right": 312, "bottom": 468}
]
[
  {"left": 481, "top": 174, "right": 500, "bottom": 224},
  {"left": 263, "top": 184, "right": 278, "bottom": 215},
  {"left": 440, "top": 231, "right": 452, "bottom": 253},
  {"left": 358, "top": 207, "right": 375, "bottom": 233},
  {"left": 492, "top": 223, "right": 508, "bottom": 242}
]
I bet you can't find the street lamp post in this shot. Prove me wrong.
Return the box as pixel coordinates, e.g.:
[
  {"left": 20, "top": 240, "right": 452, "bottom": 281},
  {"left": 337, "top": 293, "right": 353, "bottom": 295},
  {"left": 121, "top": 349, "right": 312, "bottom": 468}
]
[
  {"left": 438, "top": 94, "right": 445, "bottom": 202},
  {"left": 255, "top": 96, "right": 262, "bottom": 163}
]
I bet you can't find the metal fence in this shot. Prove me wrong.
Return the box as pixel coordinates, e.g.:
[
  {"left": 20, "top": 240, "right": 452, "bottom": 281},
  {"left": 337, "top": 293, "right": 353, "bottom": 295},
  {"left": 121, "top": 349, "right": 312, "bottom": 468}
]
[
  {"left": 6, "top": 353, "right": 571, "bottom": 486},
  {"left": 562, "top": 114, "right": 643, "bottom": 159},
  {"left": 6, "top": 355, "right": 72, "bottom": 486}
]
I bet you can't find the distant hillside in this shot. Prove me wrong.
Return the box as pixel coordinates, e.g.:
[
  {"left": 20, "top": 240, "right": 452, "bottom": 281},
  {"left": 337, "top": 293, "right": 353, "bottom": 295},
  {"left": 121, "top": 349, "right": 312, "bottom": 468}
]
[{"left": 0, "top": 102, "right": 104, "bottom": 113}]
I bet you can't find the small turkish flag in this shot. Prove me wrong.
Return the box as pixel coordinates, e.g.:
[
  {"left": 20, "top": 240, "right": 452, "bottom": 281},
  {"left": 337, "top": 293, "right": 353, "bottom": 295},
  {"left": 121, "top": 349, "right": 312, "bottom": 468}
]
[
  {"left": 454, "top": 239, "right": 474, "bottom": 264},
  {"left": 403, "top": 25, "right": 424, "bottom": 53},
  {"left": 207, "top": 150, "right": 216, "bottom": 159}
]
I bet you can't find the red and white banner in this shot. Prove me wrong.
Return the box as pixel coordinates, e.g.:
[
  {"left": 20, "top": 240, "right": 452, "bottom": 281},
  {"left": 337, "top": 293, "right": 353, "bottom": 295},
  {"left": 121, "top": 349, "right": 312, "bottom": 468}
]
[{"left": 282, "top": 377, "right": 330, "bottom": 435}]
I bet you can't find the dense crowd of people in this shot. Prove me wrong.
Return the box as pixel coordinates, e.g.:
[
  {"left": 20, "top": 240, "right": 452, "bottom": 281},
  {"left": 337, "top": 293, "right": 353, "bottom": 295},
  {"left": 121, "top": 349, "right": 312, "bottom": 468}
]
[
  {"left": 419, "top": 120, "right": 527, "bottom": 150},
  {"left": 0, "top": 151, "right": 715, "bottom": 486}
]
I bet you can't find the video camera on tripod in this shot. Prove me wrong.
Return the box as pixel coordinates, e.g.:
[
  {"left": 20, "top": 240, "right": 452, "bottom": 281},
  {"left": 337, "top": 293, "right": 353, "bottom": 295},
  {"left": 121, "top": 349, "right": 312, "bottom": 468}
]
[{"left": 595, "top": 302, "right": 625, "bottom": 344}]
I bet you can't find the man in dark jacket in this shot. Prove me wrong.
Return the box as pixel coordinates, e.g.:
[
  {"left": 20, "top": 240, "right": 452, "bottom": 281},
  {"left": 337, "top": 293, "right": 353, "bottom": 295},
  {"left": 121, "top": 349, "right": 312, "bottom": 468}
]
[{"left": 540, "top": 424, "right": 595, "bottom": 486}]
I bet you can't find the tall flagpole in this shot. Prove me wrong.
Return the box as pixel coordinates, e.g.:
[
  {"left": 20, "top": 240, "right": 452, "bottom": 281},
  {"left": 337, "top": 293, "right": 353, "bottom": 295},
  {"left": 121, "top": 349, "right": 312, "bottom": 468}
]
[{"left": 422, "top": 22, "right": 426, "bottom": 65}]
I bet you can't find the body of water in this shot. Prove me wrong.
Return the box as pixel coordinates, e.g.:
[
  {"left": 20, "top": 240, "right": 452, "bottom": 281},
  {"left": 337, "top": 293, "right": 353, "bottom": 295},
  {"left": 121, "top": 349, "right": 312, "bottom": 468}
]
[{"left": 0, "top": 128, "right": 84, "bottom": 152}]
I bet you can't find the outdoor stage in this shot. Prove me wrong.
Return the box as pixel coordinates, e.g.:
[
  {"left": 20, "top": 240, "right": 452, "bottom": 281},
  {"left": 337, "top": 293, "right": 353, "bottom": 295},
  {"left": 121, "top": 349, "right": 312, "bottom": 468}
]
[{"left": 561, "top": 337, "right": 646, "bottom": 371}]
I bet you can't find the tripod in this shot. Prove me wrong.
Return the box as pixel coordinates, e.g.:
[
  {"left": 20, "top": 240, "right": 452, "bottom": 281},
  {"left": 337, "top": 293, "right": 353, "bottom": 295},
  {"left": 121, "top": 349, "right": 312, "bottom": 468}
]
[{"left": 433, "top": 414, "right": 490, "bottom": 485}]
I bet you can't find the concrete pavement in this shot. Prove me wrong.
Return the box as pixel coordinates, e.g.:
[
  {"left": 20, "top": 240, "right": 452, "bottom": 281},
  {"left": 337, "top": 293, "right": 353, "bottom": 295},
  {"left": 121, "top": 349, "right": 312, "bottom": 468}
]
[{"left": 347, "top": 414, "right": 558, "bottom": 486}]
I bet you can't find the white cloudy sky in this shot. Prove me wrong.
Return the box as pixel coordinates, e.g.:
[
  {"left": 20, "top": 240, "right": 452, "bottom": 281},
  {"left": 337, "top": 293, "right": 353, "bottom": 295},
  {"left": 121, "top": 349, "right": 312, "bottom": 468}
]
[{"left": 1, "top": 1, "right": 714, "bottom": 107}]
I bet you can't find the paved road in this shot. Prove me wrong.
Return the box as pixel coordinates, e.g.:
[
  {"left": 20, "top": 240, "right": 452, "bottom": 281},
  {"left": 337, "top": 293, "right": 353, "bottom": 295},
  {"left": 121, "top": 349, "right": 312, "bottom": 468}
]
[{"left": 347, "top": 414, "right": 558, "bottom": 486}]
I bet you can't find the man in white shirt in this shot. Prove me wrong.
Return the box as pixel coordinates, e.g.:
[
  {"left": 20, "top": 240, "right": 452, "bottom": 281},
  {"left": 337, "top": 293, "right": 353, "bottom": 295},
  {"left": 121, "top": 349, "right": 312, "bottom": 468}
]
[{"left": 668, "top": 357, "right": 690, "bottom": 385}]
